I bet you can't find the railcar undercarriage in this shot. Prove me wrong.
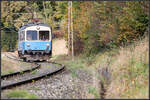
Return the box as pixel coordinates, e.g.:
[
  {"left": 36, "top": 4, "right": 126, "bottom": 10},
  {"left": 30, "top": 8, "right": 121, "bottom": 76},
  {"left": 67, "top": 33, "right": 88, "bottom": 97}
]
[{"left": 18, "top": 50, "right": 52, "bottom": 61}]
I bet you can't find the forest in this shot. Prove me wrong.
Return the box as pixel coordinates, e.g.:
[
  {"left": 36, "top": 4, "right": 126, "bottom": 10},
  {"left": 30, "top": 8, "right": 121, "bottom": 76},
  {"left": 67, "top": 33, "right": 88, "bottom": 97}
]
[{"left": 1, "top": 1, "right": 149, "bottom": 56}]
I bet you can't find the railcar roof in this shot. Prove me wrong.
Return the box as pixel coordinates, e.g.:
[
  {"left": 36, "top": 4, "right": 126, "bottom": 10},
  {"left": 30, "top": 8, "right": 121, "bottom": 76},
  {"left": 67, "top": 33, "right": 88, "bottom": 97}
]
[{"left": 19, "top": 22, "right": 51, "bottom": 31}]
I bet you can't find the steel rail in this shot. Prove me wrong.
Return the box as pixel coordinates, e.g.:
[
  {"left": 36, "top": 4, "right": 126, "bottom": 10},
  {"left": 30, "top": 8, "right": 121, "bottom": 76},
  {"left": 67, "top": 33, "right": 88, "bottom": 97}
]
[
  {"left": 1, "top": 53, "right": 65, "bottom": 90},
  {"left": 1, "top": 64, "right": 40, "bottom": 79}
]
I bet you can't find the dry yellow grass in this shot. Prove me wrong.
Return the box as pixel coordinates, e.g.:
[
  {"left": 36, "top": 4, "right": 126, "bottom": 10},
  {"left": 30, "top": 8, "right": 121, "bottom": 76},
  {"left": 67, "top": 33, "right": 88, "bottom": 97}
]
[
  {"left": 1, "top": 53, "right": 32, "bottom": 75},
  {"left": 105, "top": 37, "right": 149, "bottom": 99},
  {"left": 52, "top": 36, "right": 149, "bottom": 99}
]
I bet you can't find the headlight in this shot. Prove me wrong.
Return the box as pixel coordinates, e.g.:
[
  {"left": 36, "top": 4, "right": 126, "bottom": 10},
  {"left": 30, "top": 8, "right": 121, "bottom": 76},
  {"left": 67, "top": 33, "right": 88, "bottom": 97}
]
[
  {"left": 46, "top": 44, "right": 49, "bottom": 46},
  {"left": 26, "top": 44, "right": 30, "bottom": 47}
]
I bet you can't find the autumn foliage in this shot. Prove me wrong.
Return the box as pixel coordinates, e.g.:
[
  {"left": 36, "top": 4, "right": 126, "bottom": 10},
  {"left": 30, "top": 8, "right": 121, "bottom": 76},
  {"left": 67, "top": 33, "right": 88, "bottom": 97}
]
[
  {"left": 71, "top": 1, "right": 149, "bottom": 56},
  {"left": 1, "top": 1, "right": 149, "bottom": 54}
]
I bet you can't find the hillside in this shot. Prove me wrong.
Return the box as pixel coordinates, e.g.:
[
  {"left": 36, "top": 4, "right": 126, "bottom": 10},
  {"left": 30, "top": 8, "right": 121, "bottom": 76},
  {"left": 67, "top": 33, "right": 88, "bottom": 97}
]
[{"left": 53, "top": 36, "right": 149, "bottom": 99}]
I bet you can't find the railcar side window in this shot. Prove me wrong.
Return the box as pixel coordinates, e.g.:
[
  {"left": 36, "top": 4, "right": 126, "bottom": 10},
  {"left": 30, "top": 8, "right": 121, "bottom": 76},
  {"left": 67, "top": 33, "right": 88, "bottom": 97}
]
[
  {"left": 27, "top": 30, "right": 37, "bottom": 40},
  {"left": 39, "top": 31, "right": 49, "bottom": 41},
  {"left": 19, "top": 32, "right": 21, "bottom": 41},
  {"left": 22, "top": 31, "right": 25, "bottom": 41},
  {"left": 19, "top": 31, "right": 25, "bottom": 41}
]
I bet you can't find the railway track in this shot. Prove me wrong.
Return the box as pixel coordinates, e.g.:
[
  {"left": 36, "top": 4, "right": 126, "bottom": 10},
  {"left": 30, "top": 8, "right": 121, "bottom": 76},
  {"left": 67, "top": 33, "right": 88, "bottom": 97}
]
[{"left": 1, "top": 53, "right": 65, "bottom": 90}]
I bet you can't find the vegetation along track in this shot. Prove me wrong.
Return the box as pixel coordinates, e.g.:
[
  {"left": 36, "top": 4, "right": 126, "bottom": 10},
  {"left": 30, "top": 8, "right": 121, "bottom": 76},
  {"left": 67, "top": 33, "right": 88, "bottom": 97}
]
[{"left": 1, "top": 53, "right": 65, "bottom": 90}]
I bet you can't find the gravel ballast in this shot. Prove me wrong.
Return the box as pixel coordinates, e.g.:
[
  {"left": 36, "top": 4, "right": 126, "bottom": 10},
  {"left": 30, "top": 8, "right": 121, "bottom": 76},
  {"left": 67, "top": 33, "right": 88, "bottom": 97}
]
[{"left": 1, "top": 67, "right": 94, "bottom": 99}]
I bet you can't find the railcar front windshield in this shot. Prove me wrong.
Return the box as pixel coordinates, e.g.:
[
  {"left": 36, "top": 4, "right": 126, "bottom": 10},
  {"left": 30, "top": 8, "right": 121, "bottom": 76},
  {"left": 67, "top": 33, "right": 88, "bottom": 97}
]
[
  {"left": 39, "top": 31, "right": 49, "bottom": 41},
  {"left": 26, "top": 30, "right": 37, "bottom": 40}
]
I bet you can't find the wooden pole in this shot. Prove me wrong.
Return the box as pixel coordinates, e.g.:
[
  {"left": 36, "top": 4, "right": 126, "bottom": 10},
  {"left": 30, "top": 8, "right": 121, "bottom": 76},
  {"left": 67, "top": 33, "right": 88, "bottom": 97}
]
[
  {"left": 71, "top": 1, "right": 74, "bottom": 60},
  {"left": 43, "top": 2, "right": 47, "bottom": 23},
  {"left": 68, "top": 1, "right": 74, "bottom": 60},
  {"left": 68, "top": 1, "right": 71, "bottom": 56}
]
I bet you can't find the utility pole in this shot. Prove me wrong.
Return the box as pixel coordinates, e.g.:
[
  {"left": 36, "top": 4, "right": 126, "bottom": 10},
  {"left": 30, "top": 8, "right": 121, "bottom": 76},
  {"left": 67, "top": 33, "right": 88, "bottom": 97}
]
[
  {"left": 68, "top": 1, "right": 71, "bottom": 56},
  {"left": 71, "top": 1, "right": 74, "bottom": 60},
  {"left": 68, "top": 1, "right": 74, "bottom": 60},
  {"left": 43, "top": 2, "right": 47, "bottom": 23}
]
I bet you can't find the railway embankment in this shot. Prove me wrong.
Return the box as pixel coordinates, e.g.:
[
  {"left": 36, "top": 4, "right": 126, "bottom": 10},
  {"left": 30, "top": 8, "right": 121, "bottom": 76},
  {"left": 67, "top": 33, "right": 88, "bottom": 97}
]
[{"left": 52, "top": 36, "right": 148, "bottom": 99}]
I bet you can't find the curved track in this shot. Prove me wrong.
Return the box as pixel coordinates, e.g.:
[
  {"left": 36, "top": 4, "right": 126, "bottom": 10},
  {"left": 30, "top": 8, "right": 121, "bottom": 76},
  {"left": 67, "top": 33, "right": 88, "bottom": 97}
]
[{"left": 1, "top": 53, "right": 65, "bottom": 90}]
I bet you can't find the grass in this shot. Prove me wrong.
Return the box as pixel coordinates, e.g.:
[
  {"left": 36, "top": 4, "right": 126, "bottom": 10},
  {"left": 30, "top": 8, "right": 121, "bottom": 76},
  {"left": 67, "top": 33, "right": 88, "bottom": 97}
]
[
  {"left": 31, "top": 69, "right": 38, "bottom": 75},
  {"left": 6, "top": 89, "right": 38, "bottom": 99},
  {"left": 1, "top": 55, "right": 32, "bottom": 75},
  {"left": 1, "top": 59, "right": 16, "bottom": 75},
  {"left": 28, "top": 86, "right": 41, "bottom": 90},
  {"left": 52, "top": 54, "right": 92, "bottom": 78},
  {"left": 43, "top": 63, "right": 59, "bottom": 68},
  {"left": 32, "top": 87, "right": 40, "bottom": 91},
  {"left": 71, "top": 70, "right": 78, "bottom": 78},
  {"left": 101, "top": 37, "right": 149, "bottom": 99},
  {"left": 88, "top": 86, "right": 100, "bottom": 98},
  {"left": 1, "top": 69, "right": 15, "bottom": 75},
  {"left": 53, "top": 36, "right": 148, "bottom": 99},
  {"left": 43, "top": 65, "right": 52, "bottom": 68}
]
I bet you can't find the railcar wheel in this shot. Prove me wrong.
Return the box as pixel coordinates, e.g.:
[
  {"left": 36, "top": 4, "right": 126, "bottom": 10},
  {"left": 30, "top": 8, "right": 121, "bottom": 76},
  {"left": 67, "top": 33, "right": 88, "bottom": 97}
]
[{"left": 23, "top": 58, "right": 26, "bottom": 62}]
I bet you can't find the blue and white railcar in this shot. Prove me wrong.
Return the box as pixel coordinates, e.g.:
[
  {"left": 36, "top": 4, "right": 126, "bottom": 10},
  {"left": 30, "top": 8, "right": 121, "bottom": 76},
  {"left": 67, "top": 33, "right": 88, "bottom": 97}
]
[{"left": 18, "top": 23, "right": 52, "bottom": 61}]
